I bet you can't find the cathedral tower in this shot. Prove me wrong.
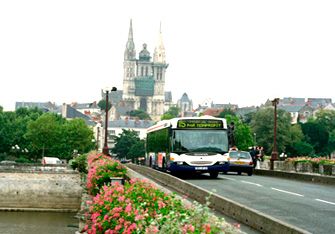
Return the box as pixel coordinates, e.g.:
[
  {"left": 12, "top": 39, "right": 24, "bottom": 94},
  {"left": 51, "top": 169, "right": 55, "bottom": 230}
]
[{"left": 122, "top": 20, "right": 168, "bottom": 121}]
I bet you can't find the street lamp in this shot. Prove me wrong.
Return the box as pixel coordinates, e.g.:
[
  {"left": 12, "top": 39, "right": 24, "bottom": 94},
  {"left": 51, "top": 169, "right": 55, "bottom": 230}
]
[
  {"left": 102, "top": 87, "right": 117, "bottom": 156},
  {"left": 253, "top": 133, "right": 257, "bottom": 145},
  {"left": 270, "top": 98, "right": 279, "bottom": 170}
]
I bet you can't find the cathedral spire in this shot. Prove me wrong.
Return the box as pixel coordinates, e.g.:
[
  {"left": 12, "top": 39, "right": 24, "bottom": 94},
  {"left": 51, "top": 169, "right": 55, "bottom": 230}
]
[
  {"left": 124, "top": 19, "right": 136, "bottom": 60},
  {"left": 153, "top": 22, "right": 166, "bottom": 63}
]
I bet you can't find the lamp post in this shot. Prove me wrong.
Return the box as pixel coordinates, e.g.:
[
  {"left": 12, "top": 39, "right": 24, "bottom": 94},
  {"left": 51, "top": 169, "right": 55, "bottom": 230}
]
[
  {"left": 253, "top": 133, "right": 257, "bottom": 145},
  {"left": 102, "top": 87, "right": 117, "bottom": 156},
  {"left": 270, "top": 98, "right": 279, "bottom": 170}
]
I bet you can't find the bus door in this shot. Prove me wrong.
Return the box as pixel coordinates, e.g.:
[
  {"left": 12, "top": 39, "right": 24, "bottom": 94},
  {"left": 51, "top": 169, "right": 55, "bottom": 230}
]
[{"left": 157, "top": 152, "right": 166, "bottom": 168}]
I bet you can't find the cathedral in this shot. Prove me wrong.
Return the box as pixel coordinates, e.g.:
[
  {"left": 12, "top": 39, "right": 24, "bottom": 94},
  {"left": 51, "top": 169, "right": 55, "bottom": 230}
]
[{"left": 122, "top": 20, "right": 169, "bottom": 121}]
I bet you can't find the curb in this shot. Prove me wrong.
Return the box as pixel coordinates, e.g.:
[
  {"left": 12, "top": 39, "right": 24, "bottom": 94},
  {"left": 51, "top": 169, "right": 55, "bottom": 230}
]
[{"left": 254, "top": 169, "right": 335, "bottom": 185}]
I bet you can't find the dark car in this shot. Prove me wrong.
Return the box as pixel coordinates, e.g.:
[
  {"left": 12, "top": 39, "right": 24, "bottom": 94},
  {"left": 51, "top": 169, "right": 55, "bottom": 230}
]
[{"left": 227, "top": 151, "right": 253, "bottom": 176}]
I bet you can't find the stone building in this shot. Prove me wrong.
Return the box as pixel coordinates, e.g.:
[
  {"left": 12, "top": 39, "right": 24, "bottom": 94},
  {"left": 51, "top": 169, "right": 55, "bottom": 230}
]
[{"left": 122, "top": 20, "right": 169, "bottom": 121}]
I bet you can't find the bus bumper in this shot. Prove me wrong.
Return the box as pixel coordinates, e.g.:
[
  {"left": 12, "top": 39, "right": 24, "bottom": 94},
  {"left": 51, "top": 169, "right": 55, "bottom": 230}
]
[{"left": 168, "top": 162, "right": 229, "bottom": 173}]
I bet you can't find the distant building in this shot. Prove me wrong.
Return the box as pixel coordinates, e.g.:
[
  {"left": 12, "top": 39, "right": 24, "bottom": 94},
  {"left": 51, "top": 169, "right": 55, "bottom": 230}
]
[
  {"left": 177, "top": 93, "right": 193, "bottom": 117},
  {"left": 164, "top": 91, "right": 174, "bottom": 112},
  {"left": 122, "top": 20, "right": 170, "bottom": 121},
  {"left": 70, "top": 101, "right": 100, "bottom": 116},
  {"left": 61, "top": 104, "right": 96, "bottom": 126},
  {"left": 307, "top": 98, "right": 332, "bottom": 108},
  {"left": 102, "top": 119, "right": 154, "bottom": 151},
  {"left": 15, "top": 101, "right": 60, "bottom": 113},
  {"left": 201, "top": 108, "right": 223, "bottom": 117}
]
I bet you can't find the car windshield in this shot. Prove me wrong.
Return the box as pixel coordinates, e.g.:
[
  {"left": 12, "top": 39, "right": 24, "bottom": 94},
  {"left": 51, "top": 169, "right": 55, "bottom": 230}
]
[
  {"left": 229, "top": 151, "right": 251, "bottom": 159},
  {"left": 172, "top": 129, "right": 229, "bottom": 154}
]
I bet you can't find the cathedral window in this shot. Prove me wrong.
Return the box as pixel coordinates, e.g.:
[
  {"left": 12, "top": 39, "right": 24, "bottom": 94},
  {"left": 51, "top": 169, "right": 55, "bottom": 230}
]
[
  {"left": 145, "top": 67, "right": 148, "bottom": 76},
  {"left": 141, "top": 67, "right": 144, "bottom": 76}
]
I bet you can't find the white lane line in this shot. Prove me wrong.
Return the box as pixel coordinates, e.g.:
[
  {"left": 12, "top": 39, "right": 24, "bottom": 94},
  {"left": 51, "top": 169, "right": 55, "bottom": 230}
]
[
  {"left": 241, "top": 180, "right": 263, "bottom": 187},
  {"left": 220, "top": 176, "right": 236, "bottom": 181},
  {"left": 315, "top": 199, "right": 335, "bottom": 206},
  {"left": 271, "top": 187, "right": 304, "bottom": 197}
]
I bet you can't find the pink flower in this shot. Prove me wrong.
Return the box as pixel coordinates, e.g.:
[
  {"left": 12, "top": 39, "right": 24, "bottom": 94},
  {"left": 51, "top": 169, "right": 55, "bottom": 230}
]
[
  {"left": 203, "top": 224, "right": 211, "bottom": 233},
  {"left": 125, "top": 203, "right": 132, "bottom": 213}
]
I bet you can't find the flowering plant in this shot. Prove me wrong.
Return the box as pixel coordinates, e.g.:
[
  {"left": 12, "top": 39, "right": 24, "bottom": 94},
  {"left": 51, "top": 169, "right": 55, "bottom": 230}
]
[
  {"left": 86, "top": 153, "right": 127, "bottom": 196},
  {"left": 286, "top": 157, "right": 335, "bottom": 166},
  {"left": 83, "top": 178, "right": 240, "bottom": 234}
]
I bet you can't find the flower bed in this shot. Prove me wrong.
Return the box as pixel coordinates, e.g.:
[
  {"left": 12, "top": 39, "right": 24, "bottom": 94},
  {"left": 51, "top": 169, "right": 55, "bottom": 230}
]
[
  {"left": 87, "top": 153, "right": 127, "bottom": 196},
  {"left": 285, "top": 157, "right": 335, "bottom": 175},
  {"left": 82, "top": 152, "right": 242, "bottom": 233}
]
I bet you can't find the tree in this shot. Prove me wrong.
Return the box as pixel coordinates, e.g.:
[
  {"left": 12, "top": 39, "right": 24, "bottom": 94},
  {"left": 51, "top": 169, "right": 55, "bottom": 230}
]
[
  {"left": 250, "top": 108, "right": 292, "bottom": 155},
  {"left": 128, "top": 140, "right": 145, "bottom": 161},
  {"left": 98, "top": 99, "right": 111, "bottom": 111},
  {"left": 25, "top": 113, "right": 61, "bottom": 160},
  {"left": 55, "top": 118, "right": 95, "bottom": 160},
  {"left": 128, "top": 110, "right": 151, "bottom": 120},
  {"left": 161, "top": 107, "right": 180, "bottom": 120},
  {"left": 301, "top": 121, "right": 329, "bottom": 156},
  {"left": 225, "top": 115, "right": 253, "bottom": 151},
  {"left": 111, "top": 129, "right": 141, "bottom": 159},
  {"left": 219, "top": 109, "right": 236, "bottom": 118},
  {"left": 285, "top": 124, "right": 308, "bottom": 156}
]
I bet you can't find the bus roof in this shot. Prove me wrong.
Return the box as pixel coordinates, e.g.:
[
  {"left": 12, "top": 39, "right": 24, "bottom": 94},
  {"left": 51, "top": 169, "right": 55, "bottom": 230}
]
[{"left": 146, "top": 115, "right": 227, "bottom": 133}]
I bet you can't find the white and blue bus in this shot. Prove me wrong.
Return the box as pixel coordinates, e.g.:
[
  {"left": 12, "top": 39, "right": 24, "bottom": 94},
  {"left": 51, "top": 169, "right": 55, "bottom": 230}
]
[{"left": 145, "top": 116, "right": 230, "bottom": 178}]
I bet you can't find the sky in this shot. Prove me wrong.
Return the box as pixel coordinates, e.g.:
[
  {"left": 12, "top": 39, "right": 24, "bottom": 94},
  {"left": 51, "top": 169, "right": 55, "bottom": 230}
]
[{"left": 1, "top": 0, "right": 335, "bottom": 111}]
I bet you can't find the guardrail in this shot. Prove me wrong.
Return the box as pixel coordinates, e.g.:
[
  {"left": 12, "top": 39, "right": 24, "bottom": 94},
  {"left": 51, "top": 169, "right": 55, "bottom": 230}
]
[{"left": 127, "top": 164, "right": 311, "bottom": 234}]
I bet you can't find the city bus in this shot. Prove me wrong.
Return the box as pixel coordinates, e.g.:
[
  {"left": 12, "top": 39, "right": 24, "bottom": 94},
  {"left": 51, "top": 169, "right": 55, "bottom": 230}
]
[{"left": 145, "top": 116, "right": 230, "bottom": 178}]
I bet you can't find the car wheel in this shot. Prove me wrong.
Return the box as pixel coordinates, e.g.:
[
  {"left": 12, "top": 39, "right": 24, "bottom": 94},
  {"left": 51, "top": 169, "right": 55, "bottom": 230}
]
[
  {"left": 237, "top": 172, "right": 242, "bottom": 175},
  {"left": 209, "top": 172, "right": 219, "bottom": 178},
  {"left": 248, "top": 171, "right": 253, "bottom": 176}
]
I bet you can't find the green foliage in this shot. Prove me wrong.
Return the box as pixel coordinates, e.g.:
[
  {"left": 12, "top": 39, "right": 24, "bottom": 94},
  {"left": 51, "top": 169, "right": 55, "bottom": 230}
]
[
  {"left": 128, "top": 140, "right": 145, "bottom": 160},
  {"left": 25, "top": 114, "right": 95, "bottom": 161},
  {"left": 225, "top": 115, "right": 253, "bottom": 151},
  {"left": 161, "top": 106, "right": 180, "bottom": 120},
  {"left": 128, "top": 109, "right": 151, "bottom": 120},
  {"left": 111, "top": 129, "right": 141, "bottom": 159},
  {"left": 97, "top": 99, "right": 111, "bottom": 111},
  {"left": 25, "top": 113, "right": 61, "bottom": 158},
  {"left": 70, "top": 153, "right": 88, "bottom": 173},
  {"left": 288, "top": 141, "right": 314, "bottom": 156},
  {"left": 218, "top": 108, "right": 236, "bottom": 118},
  {"left": 15, "top": 156, "right": 32, "bottom": 163},
  {"left": 251, "top": 108, "right": 292, "bottom": 155},
  {"left": 301, "top": 121, "right": 329, "bottom": 155}
]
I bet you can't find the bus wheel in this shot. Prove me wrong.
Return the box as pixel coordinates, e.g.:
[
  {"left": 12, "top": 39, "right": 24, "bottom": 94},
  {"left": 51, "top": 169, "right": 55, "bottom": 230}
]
[{"left": 209, "top": 172, "right": 219, "bottom": 178}]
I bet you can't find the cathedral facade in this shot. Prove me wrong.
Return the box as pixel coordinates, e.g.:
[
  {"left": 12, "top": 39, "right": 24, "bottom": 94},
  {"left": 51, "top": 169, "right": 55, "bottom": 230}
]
[{"left": 122, "top": 20, "right": 168, "bottom": 121}]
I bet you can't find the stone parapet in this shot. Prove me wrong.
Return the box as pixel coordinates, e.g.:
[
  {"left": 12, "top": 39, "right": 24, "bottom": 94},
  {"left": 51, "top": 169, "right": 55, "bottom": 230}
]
[{"left": 0, "top": 172, "right": 82, "bottom": 211}]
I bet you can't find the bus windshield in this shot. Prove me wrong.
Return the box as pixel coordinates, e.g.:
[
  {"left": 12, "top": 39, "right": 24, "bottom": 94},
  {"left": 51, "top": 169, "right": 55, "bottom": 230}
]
[{"left": 172, "top": 129, "right": 229, "bottom": 154}]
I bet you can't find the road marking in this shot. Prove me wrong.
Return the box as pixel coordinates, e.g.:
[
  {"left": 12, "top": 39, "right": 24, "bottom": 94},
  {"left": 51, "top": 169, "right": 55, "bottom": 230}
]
[
  {"left": 315, "top": 199, "right": 335, "bottom": 206},
  {"left": 271, "top": 188, "right": 304, "bottom": 197},
  {"left": 241, "top": 180, "right": 263, "bottom": 187},
  {"left": 220, "top": 176, "right": 236, "bottom": 181}
]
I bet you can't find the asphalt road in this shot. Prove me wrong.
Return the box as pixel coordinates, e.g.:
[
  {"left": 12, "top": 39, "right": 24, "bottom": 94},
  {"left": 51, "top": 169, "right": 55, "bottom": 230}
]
[{"left": 184, "top": 173, "right": 335, "bottom": 234}]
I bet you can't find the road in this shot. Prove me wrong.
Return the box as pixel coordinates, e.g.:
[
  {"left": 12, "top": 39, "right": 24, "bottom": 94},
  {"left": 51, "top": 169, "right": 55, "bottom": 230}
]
[{"left": 183, "top": 173, "right": 335, "bottom": 234}]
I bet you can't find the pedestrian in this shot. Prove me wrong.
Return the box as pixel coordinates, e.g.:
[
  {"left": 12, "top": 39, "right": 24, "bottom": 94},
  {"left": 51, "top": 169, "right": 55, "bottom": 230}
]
[{"left": 249, "top": 146, "right": 257, "bottom": 168}]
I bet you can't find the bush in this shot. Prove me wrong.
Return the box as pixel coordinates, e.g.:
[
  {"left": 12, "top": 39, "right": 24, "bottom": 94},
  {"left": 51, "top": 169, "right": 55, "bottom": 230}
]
[
  {"left": 70, "top": 154, "right": 88, "bottom": 173},
  {"left": 15, "top": 156, "right": 32, "bottom": 163}
]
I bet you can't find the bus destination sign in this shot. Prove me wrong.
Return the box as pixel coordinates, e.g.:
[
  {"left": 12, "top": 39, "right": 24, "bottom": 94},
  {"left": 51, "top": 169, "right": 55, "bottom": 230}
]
[{"left": 177, "top": 119, "right": 223, "bottom": 129}]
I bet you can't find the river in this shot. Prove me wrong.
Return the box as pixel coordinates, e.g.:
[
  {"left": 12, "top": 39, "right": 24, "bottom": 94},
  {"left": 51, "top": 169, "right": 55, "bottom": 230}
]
[{"left": 0, "top": 212, "right": 78, "bottom": 234}]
